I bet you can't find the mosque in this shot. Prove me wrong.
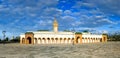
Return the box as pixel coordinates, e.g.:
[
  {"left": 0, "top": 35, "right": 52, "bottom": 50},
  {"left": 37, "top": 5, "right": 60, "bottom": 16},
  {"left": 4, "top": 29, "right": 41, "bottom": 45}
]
[{"left": 20, "top": 19, "right": 107, "bottom": 44}]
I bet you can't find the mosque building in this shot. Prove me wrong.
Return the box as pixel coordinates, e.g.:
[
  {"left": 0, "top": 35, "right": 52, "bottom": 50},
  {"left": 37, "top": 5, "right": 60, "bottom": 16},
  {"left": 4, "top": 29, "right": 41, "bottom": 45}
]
[{"left": 20, "top": 19, "right": 107, "bottom": 44}]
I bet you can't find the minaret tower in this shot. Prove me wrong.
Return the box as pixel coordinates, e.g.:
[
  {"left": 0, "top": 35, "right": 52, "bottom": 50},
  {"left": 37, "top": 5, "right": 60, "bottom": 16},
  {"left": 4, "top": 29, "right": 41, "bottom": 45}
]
[{"left": 53, "top": 18, "right": 58, "bottom": 33}]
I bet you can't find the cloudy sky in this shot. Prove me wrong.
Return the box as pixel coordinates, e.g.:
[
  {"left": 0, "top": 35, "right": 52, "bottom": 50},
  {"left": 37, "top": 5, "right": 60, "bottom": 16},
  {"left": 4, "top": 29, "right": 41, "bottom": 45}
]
[{"left": 0, "top": 0, "right": 120, "bottom": 38}]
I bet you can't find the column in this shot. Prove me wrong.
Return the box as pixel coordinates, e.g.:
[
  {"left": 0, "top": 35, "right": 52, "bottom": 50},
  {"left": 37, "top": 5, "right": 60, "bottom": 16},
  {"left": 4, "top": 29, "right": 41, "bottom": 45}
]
[
  {"left": 65, "top": 38, "right": 67, "bottom": 44},
  {"left": 92, "top": 38, "right": 93, "bottom": 43},
  {"left": 84, "top": 38, "right": 86, "bottom": 43},
  {"left": 37, "top": 38, "right": 39, "bottom": 44},
  {"left": 93, "top": 38, "right": 95, "bottom": 43},
  {"left": 95, "top": 38, "right": 97, "bottom": 43},
  {"left": 51, "top": 38, "right": 53, "bottom": 44},
  {"left": 58, "top": 38, "right": 60, "bottom": 44},
  {"left": 41, "top": 38, "right": 43, "bottom": 44},
  {"left": 52, "top": 38, "right": 54, "bottom": 44},
  {"left": 39, "top": 38, "right": 41, "bottom": 44},
  {"left": 61, "top": 38, "right": 63, "bottom": 44},
  {"left": 56, "top": 38, "right": 58, "bottom": 44},
  {"left": 82, "top": 38, "right": 84, "bottom": 43},
  {"left": 68, "top": 38, "right": 71, "bottom": 43},
  {"left": 50, "top": 38, "right": 52, "bottom": 44},
  {"left": 36, "top": 38, "right": 38, "bottom": 44}
]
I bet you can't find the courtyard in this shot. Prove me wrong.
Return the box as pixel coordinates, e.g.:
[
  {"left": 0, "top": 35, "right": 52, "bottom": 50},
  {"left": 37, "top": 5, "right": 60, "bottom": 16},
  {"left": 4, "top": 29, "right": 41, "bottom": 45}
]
[{"left": 0, "top": 42, "right": 120, "bottom": 58}]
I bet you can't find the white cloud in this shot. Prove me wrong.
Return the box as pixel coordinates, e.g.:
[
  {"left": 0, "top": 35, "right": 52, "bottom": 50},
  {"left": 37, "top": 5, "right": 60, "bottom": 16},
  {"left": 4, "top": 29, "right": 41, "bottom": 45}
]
[
  {"left": 84, "top": 0, "right": 120, "bottom": 16},
  {"left": 97, "top": 19, "right": 114, "bottom": 24},
  {"left": 0, "top": 0, "right": 120, "bottom": 37},
  {"left": 64, "top": 10, "right": 72, "bottom": 15}
]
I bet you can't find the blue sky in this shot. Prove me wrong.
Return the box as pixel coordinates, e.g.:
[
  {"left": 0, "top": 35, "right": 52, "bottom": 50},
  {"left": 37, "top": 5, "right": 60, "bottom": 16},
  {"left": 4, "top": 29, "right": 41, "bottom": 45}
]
[{"left": 0, "top": 0, "right": 120, "bottom": 38}]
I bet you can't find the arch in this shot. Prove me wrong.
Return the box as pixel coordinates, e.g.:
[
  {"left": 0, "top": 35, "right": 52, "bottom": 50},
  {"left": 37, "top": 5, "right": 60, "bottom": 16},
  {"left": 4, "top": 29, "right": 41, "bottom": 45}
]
[
  {"left": 64, "top": 38, "right": 66, "bottom": 40},
  {"left": 47, "top": 38, "right": 50, "bottom": 44},
  {"left": 60, "top": 38, "right": 62, "bottom": 43},
  {"left": 27, "top": 37, "right": 32, "bottom": 44},
  {"left": 51, "top": 38, "right": 54, "bottom": 40},
  {"left": 68, "top": 38, "right": 71, "bottom": 43},
  {"left": 38, "top": 38, "right": 41, "bottom": 44},
  {"left": 34, "top": 38, "right": 37, "bottom": 44},
  {"left": 65, "top": 38, "right": 67, "bottom": 43},
  {"left": 104, "top": 37, "right": 106, "bottom": 42},
  {"left": 98, "top": 38, "right": 101, "bottom": 42},
  {"left": 88, "top": 38, "right": 90, "bottom": 43},
  {"left": 68, "top": 38, "right": 70, "bottom": 40},
  {"left": 47, "top": 38, "right": 50, "bottom": 40},
  {"left": 93, "top": 38, "right": 95, "bottom": 42},
  {"left": 72, "top": 38, "right": 74, "bottom": 43},
  {"left": 42, "top": 38, "right": 45, "bottom": 44},
  {"left": 38, "top": 38, "right": 41, "bottom": 40},
  {"left": 55, "top": 38, "right": 58, "bottom": 43},
  {"left": 55, "top": 38, "right": 58, "bottom": 40},
  {"left": 63, "top": 38, "right": 66, "bottom": 43},
  {"left": 76, "top": 37, "right": 80, "bottom": 43},
  {"left": 22, "top": 38, "right": 25, "bottom": 44},
  {"left": 72, "top": 38, "right": 74, "bottom": 40},
  {"left": 90, "top": 38, "right": 92, "bottom": 42},
  {"left": 100, "top": 38, "right": 102, "bottom": 42},
  {"left": 51, "top": 38, "right": 54, "bottom": 43},
  {"left": 60, "top": 38, "right": 62, "bottom": 40}
]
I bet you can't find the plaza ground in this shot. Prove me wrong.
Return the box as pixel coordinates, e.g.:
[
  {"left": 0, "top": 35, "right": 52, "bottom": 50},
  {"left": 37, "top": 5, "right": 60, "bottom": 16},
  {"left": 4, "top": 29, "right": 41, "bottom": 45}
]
[{"left": 0, "top": 42, "right": 120, "bottom": 58}]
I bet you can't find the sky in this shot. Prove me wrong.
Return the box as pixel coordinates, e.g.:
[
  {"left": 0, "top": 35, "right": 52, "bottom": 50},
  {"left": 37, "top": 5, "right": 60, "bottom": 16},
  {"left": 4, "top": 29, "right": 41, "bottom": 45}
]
[{"left": 0, "top": 0, "right": 120, "bottom": 39}]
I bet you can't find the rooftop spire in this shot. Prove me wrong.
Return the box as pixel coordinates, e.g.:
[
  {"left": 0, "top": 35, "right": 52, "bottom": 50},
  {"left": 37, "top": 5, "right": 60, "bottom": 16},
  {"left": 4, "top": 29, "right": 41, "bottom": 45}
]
[
  {"left": 54, "top": 17, "right": 57, "bottom": 23},
  {"left": 53, "top": 18, "right": 58, "bottom": 33}
]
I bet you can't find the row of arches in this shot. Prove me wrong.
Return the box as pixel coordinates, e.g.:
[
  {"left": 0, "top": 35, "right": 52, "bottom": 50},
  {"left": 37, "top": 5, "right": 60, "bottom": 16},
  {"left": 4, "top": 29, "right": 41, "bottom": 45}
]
[
  {"left": 34, "top": 38, "right": 74, "bottom": 44},
  {"left": 76, "top": 37, "right": 102, "bottom": 43},
  {"left": 82, "top": 37, "right": 102, "bottom": 43},
  {"left": 21, "top": 37, "right": 103, "bottom": 44}
]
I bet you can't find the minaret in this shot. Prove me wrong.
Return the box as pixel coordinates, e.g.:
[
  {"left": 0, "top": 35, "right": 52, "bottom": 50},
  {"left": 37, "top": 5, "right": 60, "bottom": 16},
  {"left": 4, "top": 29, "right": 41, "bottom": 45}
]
[{"left": 53, "top": 18, "right": 58, "bottom": 33}]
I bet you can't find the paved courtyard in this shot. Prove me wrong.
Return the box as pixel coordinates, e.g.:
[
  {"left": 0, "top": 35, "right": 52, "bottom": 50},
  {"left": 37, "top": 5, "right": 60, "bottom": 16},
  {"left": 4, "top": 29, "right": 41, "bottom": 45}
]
[{"left": 0, "top": 42, "right": 120, "bottom": 58}]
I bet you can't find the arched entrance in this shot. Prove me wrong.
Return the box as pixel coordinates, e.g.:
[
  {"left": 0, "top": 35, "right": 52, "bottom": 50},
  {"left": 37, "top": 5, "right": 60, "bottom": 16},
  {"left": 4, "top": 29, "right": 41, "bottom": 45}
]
[
  {"left": 22, "top": 38, "right": 25, "bottom": 44},
  {"left": 76, "top": 37, "right": 80, "bottom": 43},
  {"left": 100, "top": 38, "right": 102, "bottom": 42},
  {"left": 27, "top": 37, "right": 32, "bottom": 44}
]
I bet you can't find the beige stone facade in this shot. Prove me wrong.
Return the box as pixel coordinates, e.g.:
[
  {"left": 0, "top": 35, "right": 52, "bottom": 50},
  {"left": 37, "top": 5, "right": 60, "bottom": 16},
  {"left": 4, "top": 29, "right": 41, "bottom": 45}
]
[{"left": 20, "top": 19, "right": 107, "bottom": 44}]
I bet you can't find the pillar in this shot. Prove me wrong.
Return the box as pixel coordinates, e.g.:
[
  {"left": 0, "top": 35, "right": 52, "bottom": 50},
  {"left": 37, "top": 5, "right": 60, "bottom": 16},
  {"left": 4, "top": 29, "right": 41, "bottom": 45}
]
[{"left": 20, "top": 38, "right": 22, "bottom": 44}]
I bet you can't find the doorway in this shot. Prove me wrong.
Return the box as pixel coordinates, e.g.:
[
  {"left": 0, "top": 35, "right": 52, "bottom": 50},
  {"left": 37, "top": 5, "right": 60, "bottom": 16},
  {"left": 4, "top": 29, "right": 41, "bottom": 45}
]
[
  {"left": 76, "top": 37, "right": 80, "bottom": 43},
  {"left": 27, "top": 37, "right": 32, "bottom": 44}
]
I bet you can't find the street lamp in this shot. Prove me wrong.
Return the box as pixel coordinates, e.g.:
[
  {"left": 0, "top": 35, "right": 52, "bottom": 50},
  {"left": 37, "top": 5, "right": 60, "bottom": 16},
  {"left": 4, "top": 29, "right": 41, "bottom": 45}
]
[
  {"left": 72, "top": 28, "right": 75, "bottom": 45},
  {"left": 2, "top": 31, "right": 6, "bottom": 41}
]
